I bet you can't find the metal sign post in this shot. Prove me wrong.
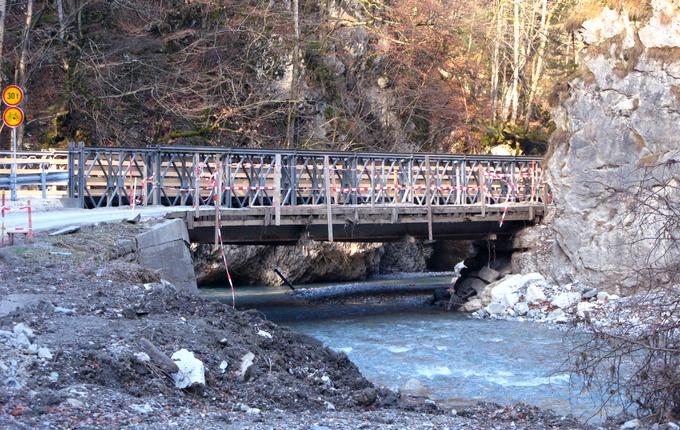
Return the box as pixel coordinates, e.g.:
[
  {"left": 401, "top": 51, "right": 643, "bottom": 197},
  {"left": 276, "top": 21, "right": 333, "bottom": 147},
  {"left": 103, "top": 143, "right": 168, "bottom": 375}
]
[
  {"left": 11, "top": 128, "right": 17, "bottom": 201},
  {"left": 2, "top": 86, "right": 26, "bottom": 202}
]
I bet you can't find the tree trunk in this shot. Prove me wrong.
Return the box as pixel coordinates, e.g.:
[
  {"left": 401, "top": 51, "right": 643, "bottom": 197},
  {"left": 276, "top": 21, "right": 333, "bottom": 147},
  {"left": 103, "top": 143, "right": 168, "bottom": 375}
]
[
  {"left": 15, "top": 0, "right": 34, "bottom": 150},
  {"left": 56, "top": 0, "right": 65, "bottom": 40},
  {"left": 285, "top": 0, "right": 300, "bottom": 148},
  {"left": 510, "top": 0, "right": 521, "bottom": 123},
  {"left": 490, "top": 0, "right": 505, "bottom": 122},
  {"left": 0, "top": 0, "right": 6, "bottom": 89},
  {"left": 525, "top": 0, "right": 549, "bottom": 130}
]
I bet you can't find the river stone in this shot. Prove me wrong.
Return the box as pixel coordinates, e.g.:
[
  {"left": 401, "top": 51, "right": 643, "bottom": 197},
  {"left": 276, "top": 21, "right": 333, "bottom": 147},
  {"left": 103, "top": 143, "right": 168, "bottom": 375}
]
[
  {"left": 547, "top": 309, "right": 568, "bottom": 324},
  {"left": 460, "top": 298, "right": 482, "bottom": 313},
  {"left": 582, "top": 288, "right": 598, "bottom": 299},
  {"left": 525, "top": 285, "right": 547, "bottom": 304},
  {"left": 576, "top": 302, "right": 595, "bottom": 319},
  {"left": 486, "top": 302, "right": 507, "bottom": 316},
  {"left": 400, "top": 378, "right": 428, "bottom": 396},
  {"left": 551, "top": 292, "right": 581, "bottom": 310},
  {"left": 513, "top": 302, "right": 529, "bottom": 316}
]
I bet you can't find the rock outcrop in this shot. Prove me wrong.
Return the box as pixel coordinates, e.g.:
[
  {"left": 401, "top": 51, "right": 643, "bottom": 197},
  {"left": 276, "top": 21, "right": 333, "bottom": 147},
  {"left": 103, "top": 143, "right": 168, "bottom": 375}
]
[
  {"left": 193, "top": 237, "right": 440, "bottom": 287},
  {"left": 537, "top": 0, "right": 680, "bottom": 292}
]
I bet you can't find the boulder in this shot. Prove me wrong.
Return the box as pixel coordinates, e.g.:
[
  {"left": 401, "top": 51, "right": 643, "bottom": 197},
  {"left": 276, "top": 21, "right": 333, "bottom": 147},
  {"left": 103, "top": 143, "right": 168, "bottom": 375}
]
[
  {"left": 400, "top": 378, "right": 428, "bottom": 396},
  {"left": 457, "top": 277, "right": 488, "bottom": 298},
  {"left": 513, "top": 302, "right": 529, "bottom": 316},
  {"left": 547, "top": 309, "right": 569, "bottom": 324},
  {"left": 460, "top": 298, "right": 483, "bottom": 313},
  {"left": 525, "top": 285, "right": 547, "bottom": 304},
  {"left": 576, "top": 302, "right": 595, "bottom": 319},
  {"left": 477, "top": 266, "right": 500, "bottom": 284},
  {"left": 582, "top": 288, "right": 598, "bottom": 299},
  {"left": 551, "top": 292, "right": 581, "bottom": 309},
  {"left": 171, "top": 349, "right": 205, "bottom": 389},
  {"left": 486, "top": 302, "right": 508, "bottom": 316}
]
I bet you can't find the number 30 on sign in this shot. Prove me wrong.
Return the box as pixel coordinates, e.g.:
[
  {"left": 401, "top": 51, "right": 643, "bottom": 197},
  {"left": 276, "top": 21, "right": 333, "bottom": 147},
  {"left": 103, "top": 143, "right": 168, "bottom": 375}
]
[
  {"left": 2, "top": 85, "right": 24, "bottom": 107},
  {"left": 3, "top": 107, "right": 24, "bottom": 128}
]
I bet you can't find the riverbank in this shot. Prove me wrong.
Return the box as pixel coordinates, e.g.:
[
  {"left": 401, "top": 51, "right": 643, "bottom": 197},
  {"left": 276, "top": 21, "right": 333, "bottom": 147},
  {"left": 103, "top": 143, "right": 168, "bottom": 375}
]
[{"left": 0, "top": 218, "right": 599, "bottom": 429}]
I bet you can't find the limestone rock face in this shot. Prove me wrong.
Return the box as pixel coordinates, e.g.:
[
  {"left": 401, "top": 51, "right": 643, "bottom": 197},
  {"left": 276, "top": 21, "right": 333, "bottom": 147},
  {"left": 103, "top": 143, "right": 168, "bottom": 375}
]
[{"left": 546, "top": 0, "right": 680, "bottom": 291}]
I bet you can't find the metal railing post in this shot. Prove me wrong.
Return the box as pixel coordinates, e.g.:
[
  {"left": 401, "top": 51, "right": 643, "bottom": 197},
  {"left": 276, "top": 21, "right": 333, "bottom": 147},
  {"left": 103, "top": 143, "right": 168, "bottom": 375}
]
[
  {"left": 67, "top": 142, "right": 75, "bottom": 199},
  {"left": 153, "top": 149, "right": 161, "bottom": 205},
  {"left": 40, "top": 163, "right": 47, "bottom": 199},
  {"left": 78, "top": 143, "right": 85, "bottom": 208}
]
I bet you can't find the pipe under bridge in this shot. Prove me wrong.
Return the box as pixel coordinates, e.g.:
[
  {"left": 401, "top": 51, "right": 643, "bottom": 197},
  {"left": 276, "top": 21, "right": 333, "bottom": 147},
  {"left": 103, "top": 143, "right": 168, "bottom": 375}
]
[{"left": 64, "top": 144, "right": 549, "bottom": 244}]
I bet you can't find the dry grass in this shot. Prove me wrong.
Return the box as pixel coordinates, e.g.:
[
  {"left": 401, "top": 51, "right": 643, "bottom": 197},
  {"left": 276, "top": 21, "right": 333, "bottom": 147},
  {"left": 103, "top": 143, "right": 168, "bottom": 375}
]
[{"left": 565, "top": 0, "right": 652, "bottom": 33}]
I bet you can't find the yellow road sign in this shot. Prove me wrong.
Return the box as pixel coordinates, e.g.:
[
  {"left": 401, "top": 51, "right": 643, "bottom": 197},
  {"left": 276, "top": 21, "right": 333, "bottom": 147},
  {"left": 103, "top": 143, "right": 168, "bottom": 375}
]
[
  {"left": 2, "top": 85, "right": 24, "bottom": 107},
  {"left": 3, "top": 107, "right": 25, "bottom": 128}
]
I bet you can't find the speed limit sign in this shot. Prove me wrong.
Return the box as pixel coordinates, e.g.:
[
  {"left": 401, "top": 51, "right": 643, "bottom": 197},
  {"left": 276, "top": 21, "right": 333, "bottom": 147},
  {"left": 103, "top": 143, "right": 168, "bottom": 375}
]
[{"left": 2, "top": 85, "right": 24, "bottom": 107}]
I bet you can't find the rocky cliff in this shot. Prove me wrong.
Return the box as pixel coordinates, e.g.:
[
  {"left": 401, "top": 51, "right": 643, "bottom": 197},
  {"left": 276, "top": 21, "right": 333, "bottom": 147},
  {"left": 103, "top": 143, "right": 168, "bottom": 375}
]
[
  {"left": 540, "top": 0, "right": 680, "bottom": 292},
  {"left": 193, "top": 237, "right": 436, "bottom": 287}
]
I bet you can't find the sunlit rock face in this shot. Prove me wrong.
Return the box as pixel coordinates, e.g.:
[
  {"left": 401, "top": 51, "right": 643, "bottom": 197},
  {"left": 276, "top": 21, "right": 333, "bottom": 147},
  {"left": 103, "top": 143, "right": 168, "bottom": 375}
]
[{"left": 547, "top": 0, "right": 680, "bottom": 292}]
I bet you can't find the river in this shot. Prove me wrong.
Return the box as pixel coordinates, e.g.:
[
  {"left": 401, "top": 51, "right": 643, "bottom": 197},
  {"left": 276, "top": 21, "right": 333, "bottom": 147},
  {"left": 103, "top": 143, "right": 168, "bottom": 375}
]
[{"left": 203, "top": 273, "right": 616, "bottom": 423}]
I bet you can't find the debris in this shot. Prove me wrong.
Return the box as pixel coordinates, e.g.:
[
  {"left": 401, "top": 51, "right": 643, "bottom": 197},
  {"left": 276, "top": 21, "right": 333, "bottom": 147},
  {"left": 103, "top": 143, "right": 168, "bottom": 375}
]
[
  {"left": 171, "top": 349, "right": 206, "bottom": 389},
  {"left": 126, "top": 214, "right": 142, "bottom": 224},
  {"left": 130, "top": 403, "right": 153, "bottom": 414},
  {"left": 53, "top": 306, "right": 76, "bottom": 315},
  {"left": 238, "top": 352, "right": 255, "bottom": 381},
  {"left": 13, "top": 323, "right": 34, "bottom": 340},
  {"left": 133, "top": 352, "right": 151, "bottom": 364},
  {"left": 139, "top": 338, "right": 179, "bottom": 374},
  {"left": 257, "top": 329, "right": 272, "bottom": 339},
  {"left": 48, "top": 226, "right": 81, "bottom": 236},
  {"left": 620, "top": 419, "right": 640, "bottom": 429},
  {"left": 37, "top": 347, "right": 53, "bottom": 360},
  {"left": 48, "top": 372, "right": 59, "bottom": 382},
  {"left": 49, "top": 251, "right": 72, "bottom": 257},
  {"left": 219, "top": 360, "right": 228, "bottom": 373},
  {"left": 64, "top": 398, "right": 84, "bottom": 409},
  {"left": 353, "top": 387, "right": 378, "bottom": 406},
  {"left": 577, "top": 302, "right": 595, "bottom": 319},
  {"left": 238, "top": 403, "right": 261, "bottom": 414}
]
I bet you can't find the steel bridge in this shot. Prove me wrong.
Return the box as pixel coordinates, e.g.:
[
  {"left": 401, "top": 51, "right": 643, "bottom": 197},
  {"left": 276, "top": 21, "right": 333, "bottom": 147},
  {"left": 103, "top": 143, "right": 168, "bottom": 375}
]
[{"left": 4, "top": 145, "right": 549, "bottom": 244}]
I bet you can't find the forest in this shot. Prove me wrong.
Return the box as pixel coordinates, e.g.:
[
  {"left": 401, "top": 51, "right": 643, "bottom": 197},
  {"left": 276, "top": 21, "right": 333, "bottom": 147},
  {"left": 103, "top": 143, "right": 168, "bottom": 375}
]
[{"left": 0, "top": 0, "right": 649, "bottom": 154}]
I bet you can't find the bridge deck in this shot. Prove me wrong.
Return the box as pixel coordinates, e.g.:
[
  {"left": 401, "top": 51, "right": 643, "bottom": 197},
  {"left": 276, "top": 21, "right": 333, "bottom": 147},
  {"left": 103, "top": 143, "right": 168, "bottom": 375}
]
[{"left": 170, "top": 203, "right": 543, "bottom": 244}]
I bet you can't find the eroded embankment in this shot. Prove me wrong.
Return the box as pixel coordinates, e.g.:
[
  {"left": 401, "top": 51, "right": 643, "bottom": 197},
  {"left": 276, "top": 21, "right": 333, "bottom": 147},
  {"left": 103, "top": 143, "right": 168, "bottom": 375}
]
[{"left": 0, "top": 220, "right": 589, "bottom": 429}]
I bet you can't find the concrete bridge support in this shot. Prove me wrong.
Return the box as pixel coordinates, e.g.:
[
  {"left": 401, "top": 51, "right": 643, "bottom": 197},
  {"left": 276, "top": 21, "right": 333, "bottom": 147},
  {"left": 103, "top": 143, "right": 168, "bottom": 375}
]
[{"left": 136, "top": 219, "right": 197, "bottom": 293}]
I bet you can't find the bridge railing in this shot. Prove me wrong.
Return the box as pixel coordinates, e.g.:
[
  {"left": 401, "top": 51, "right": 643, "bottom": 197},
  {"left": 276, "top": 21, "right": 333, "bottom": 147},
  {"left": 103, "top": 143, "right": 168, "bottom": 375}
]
[
  {"left": 67, "top": 144, "right": 550, "bottom": 209},
  {"left": 0, "top": 150, "right": 70, "bottom": 198}
]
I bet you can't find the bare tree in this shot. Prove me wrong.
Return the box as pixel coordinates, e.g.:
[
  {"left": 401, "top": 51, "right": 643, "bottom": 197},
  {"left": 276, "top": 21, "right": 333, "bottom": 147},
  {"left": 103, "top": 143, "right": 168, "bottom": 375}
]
[{"left": 15, "top": 0, "right": 34, "bottom": 149}]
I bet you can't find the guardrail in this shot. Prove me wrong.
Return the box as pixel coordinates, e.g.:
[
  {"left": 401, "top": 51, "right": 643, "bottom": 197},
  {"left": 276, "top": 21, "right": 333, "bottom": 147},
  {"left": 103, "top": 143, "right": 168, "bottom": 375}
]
[
  {"left": 0, "top": 150, "right": 69, "bottom": 199},
  {"left": 67, "top": 144, "right": 550, "bottom": 210}
]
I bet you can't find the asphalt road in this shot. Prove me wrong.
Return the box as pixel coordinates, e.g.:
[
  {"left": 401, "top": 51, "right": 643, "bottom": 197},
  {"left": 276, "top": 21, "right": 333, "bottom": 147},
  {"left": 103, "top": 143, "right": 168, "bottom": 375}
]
[{"left": 2, "top": 206, "right": 186, "bottom": 232}]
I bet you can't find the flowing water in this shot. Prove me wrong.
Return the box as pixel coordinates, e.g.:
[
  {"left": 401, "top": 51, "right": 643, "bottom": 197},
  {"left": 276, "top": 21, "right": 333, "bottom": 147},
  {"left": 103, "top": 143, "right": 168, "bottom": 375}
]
[
  {"left": 203, "top": 274, "right": 617, "bottom": 422},
  {"left": 287, "top": 311, "right": 617, "bottom": 422}
]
